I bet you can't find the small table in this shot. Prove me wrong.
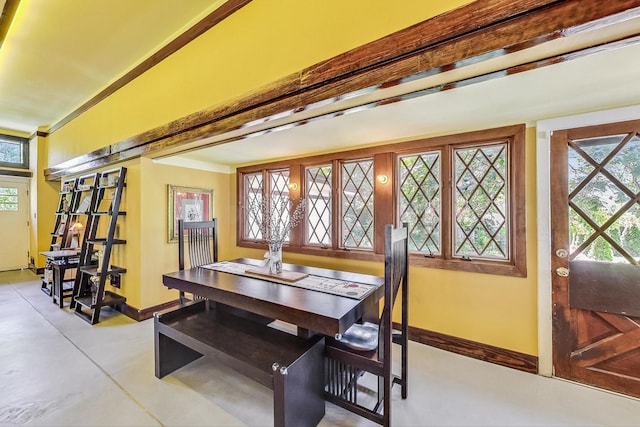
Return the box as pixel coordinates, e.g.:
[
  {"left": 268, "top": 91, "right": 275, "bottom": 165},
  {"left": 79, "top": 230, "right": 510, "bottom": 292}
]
[{"left": 40, "top": 249, "right": 80, "bottom": 306}]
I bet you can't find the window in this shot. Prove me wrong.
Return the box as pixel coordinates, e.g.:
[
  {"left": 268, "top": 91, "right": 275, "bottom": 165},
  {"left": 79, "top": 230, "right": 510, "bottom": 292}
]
[
  {"left": 398, "top": 151, "right": 441, "bottom": 255},
  {"left": 306, "top": 164, "right": 332, "bottom": 247},
  {"left": 0, "top": 187, "right": 18, "bottom": 211},
  {"left": 243, "top": 172, "right": 263, "bottom": 240},
  {"left": 453, "top": 143, "right": 508, "bottom": 260},
  {"left": 237, "top": 124, "right": 526, "bottom": 276},
  {"left": 0, "top": 134, "right": 29, "bottom": 169},
  {"left": 341, "top": 159, "right": 374, "bottom": 250}
]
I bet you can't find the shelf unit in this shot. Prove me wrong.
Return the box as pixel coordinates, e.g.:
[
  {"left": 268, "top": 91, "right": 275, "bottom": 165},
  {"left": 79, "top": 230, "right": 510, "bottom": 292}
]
[
  {"left": 70, "top": 167, "right": 127, "bottom": 324},
  {"left": 41, "top": 177, "right": 80, "bottom": 295}
]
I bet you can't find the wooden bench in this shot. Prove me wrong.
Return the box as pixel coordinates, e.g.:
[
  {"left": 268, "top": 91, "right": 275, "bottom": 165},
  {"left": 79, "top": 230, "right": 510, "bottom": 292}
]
[{"left": 154, "top": 300, "right": 325, "bottom": 427}]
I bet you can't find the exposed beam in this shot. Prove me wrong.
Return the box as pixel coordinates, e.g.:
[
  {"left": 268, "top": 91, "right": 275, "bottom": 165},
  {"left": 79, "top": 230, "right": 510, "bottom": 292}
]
[{"left": 45, "top": 0, "right": 640, "bottom": 180}]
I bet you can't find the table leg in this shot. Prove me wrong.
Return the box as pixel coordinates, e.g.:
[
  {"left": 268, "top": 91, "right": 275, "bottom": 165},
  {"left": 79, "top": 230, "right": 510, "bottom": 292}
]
[{"left": 52, "top": 265, "right": 63, "bottom": 308}]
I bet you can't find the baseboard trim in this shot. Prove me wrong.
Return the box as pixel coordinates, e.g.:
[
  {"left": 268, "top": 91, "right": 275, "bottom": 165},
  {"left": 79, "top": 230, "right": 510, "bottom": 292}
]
[
  {"left": 397, "top": 323, "right": 538, "bottom": 374},
  {"left": 118, "top": 299, "right": 181, "bottom": 322}
]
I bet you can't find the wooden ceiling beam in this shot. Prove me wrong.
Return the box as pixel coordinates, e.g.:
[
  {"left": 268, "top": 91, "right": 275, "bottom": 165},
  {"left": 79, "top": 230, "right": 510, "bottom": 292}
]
[{"left": 44, "top": 0, "right": 640, "bottom": 180}]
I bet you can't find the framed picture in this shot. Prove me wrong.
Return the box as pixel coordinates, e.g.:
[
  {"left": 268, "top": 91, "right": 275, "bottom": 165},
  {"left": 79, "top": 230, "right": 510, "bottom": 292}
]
[{"left": 168, "top": 185, "right": 214, "bottom": 242}]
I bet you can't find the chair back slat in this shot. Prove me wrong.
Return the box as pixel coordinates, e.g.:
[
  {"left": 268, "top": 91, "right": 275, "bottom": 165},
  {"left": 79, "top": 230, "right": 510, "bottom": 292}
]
[
  {"left": 324, "top": 223, "right": 409, "bottom": 427},
  {"left": 178, "top": 219, "right": 218, "bottom": 269},
  {"left": 378, "top": 223, "right": 409, "bottom": 361}
]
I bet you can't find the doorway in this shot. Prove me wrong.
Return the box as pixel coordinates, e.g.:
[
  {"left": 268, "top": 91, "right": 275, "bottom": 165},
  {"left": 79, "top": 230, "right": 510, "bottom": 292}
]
[
  {"left": 550, "top": 119, "right": 640, "bottom": 398},
  {"left": 0, "top": 177, "right": 30, "bottom": 271}
]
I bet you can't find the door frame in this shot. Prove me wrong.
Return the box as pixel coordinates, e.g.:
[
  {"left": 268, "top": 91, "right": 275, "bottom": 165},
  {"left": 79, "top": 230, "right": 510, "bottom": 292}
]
[
  {"left": 536, "top": 104, "right": 640, "bottom": 377},
  {"left": 0, "top": 175, "right": 31, "bottom": 270}
]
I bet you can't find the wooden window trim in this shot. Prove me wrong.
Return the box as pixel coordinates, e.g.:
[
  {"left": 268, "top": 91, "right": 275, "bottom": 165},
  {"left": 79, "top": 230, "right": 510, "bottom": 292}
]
[{"left": 236, "top": 124, "right": 526, "bottom": 277}]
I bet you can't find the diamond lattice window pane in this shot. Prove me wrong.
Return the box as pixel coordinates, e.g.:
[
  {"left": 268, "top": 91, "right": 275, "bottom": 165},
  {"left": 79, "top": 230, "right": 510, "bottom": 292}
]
[
  {"left": 568, "top": 147, "right": 595, "bottom": 194},
  {"left": 575, "top": 135, "right": 623, "bottom": 164},
  {"left": 572, "top": 173, "right": 630, "bottom": 227},
  {"left": 604, "top": 135, "right": 640, "bottom": 194},
  {"left": 243, "top": 173, "right": 263, "bottom": 240},
  {"left": 341, "top": 159, "right": 374, "bottom": 249},
  {"left": 306, "top": 165, "right": 332, "bottom": 246},
  {"left": 398, "top": 152, "right": 441, "bottom": 255},
  {"left": 609, "top": 203, "right": 640, "bottom": 262},
  {"left": 569, "top": 207, "right": 597, "bottom": 255},
  {"left": 453, "top": 143, "right": 508, "bottom": 260}
]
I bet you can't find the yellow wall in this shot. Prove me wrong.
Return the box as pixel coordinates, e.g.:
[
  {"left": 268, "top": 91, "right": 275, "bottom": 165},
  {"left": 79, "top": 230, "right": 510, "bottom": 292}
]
[
  {"left": 46, "top": 0, "right": 471, "bottom": 163},
  {"left": 37, "top": 0, "right": 541, "bottom": 355},
  {"left": 30, "top": 134, "right": 59, "bottom": 268},
  {"left": 226, "top": 127, "right": 539, "bottom": 356},
  {"left": 137, "top": 158, "right": 232, "bottom": 309}
]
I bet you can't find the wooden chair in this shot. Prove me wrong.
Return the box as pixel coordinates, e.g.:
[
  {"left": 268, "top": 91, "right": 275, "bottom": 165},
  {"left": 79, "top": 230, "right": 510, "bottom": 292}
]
[
  {"left": 324, "top": 223, "right": 409, "bottom": 427},
  {"left": 178, "top": 219, "right": 218, "bottom": 303}
]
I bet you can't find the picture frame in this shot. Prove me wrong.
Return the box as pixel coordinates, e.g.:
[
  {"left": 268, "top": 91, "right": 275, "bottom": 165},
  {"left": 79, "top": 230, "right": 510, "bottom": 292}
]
[{"left": 168, "top": 185, "right": 214, "bottom": 242}]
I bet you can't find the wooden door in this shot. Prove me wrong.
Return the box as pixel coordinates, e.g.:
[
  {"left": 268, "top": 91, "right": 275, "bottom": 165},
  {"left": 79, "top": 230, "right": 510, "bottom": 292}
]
[{"left": 551, "top": 120, "right": 640, "bottom": 398}]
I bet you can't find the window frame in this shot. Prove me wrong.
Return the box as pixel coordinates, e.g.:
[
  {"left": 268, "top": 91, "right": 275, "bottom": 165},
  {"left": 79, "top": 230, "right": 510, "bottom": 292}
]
[
  {"left": 0, "top": 134, "right": 29, "bottom": 169},
  {"left": 236, "top": 124, "right": 526, "bottom": 277}
]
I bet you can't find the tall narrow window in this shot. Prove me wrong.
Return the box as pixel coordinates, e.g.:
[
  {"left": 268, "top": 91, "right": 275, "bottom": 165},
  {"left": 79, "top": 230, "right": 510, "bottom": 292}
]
[
  {"left": 306, "top": 164, "right": 332, "bottom": 246},
  {"left": 244, "top": 172, "right": 263, "bottom": 240},
  {"left": 453, "top": 143, "right": 508, "bottom": 260},
  {"left": 341, "top": 159, "right": 374, "bottom": 250},
  {"left": 398, "top": 152, "right": 441, "bottom": 255},
  {"left": 269, "top": 169, "right": 292, "bottom": 242},
  {"left": 0, "top": 187, "right": 18, "bottom": 211}
]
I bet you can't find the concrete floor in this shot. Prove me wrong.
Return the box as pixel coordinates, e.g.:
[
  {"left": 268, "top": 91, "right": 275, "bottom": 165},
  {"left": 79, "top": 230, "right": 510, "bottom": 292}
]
[{"left": 1, "top": 269, "right": 639, "bottom": 427}]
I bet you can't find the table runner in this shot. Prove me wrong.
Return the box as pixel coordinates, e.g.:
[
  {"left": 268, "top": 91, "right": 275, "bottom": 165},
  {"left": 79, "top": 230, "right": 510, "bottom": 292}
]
[{"left": 201, "top": 261, "right": 377, "bottom": 300}]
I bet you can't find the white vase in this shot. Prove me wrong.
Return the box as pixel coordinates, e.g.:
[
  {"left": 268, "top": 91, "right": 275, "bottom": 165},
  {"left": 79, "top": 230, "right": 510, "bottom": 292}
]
[{"left": 268, "top": 242, "right": 283, "bottom": 274}]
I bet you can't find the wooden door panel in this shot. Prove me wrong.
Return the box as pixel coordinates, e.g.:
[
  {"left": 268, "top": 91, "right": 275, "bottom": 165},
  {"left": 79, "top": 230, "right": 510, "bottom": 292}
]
[
  {"left": 551, "top": 119, "right": 640, "bottom": 398},
  {"left": 569, "top": 261, "right": 640, "bottom": 317}
]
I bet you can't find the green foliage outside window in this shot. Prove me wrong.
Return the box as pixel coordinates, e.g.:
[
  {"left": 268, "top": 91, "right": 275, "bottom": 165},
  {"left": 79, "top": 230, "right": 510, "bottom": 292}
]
[{"left": 569, "top": 135, "right": 640, "bottom": 264}]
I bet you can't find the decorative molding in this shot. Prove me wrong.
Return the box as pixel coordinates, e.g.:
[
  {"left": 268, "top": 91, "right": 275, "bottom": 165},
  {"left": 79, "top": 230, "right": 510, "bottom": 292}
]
[
  {"left": 119, "top": 299, "right": 181, "bottom": 322},
  {"left": 47, "top": 0, "right": 252, "bottom": 134},
  {"left": 400, "top": 323, "right": 539, "bottom": 374},
  {"left": 44, "top": 0, "right": 640, "bottom": 180},
  {"left": 0, "top": 168, "right": 32, "bottom": 177},
  {"left": 0, "top": 0, "right": 20, "bottom": 51}
]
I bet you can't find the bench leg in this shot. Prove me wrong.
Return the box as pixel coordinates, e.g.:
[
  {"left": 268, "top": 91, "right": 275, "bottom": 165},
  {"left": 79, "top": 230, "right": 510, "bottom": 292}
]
[
  {"left": 273, "top": 338, "right": 325, "bottom": 427},
  {"left": 155, "top": 329, "right": 203, "bottom": 378}
]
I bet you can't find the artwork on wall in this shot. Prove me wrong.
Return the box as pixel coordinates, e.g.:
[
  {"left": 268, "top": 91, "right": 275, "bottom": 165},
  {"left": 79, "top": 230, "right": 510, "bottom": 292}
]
[{"left": 168, "top": 184, "right": 214, "bottom": 242}]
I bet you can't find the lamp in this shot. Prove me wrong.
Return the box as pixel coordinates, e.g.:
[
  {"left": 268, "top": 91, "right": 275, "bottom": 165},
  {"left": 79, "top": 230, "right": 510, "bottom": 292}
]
[
  {"left": 68, "top": 222, "right": 84, "bottom": 249},
  {"left": 288, "top": 182, "right": 299, "bottom": 191},
  {"left": 376, "top": 174, "right": 389, "bottom": 184}
]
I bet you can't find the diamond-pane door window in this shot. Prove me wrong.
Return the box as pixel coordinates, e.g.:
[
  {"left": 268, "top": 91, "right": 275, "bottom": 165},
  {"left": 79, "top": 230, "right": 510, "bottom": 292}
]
[
  {"left": 269, "top": 169, "right": 292, "bottom": 242},
  {"left": 453, "top": 143, "right": 508, "bottom": 260},
  {"left": 569, "top": 133, "right": 640, "bottom": 265},
  {"left": 244, "top": 172, "right": 263, "bottom": 240},
  {"left": 398, "top": 152, "right": 441, "bottom": 255},
  {"left": 341, "top": 159, "right": 374, "bottom": 249},
  {"left": 306, "top": 165, "right": 332, "bottom": 246}
]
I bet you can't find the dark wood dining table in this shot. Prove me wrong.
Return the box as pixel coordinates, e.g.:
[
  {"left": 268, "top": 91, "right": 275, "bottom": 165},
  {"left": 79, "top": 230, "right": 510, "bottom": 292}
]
[{"left": 161, "top": 257, "right": 384, "bottom": 337}]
